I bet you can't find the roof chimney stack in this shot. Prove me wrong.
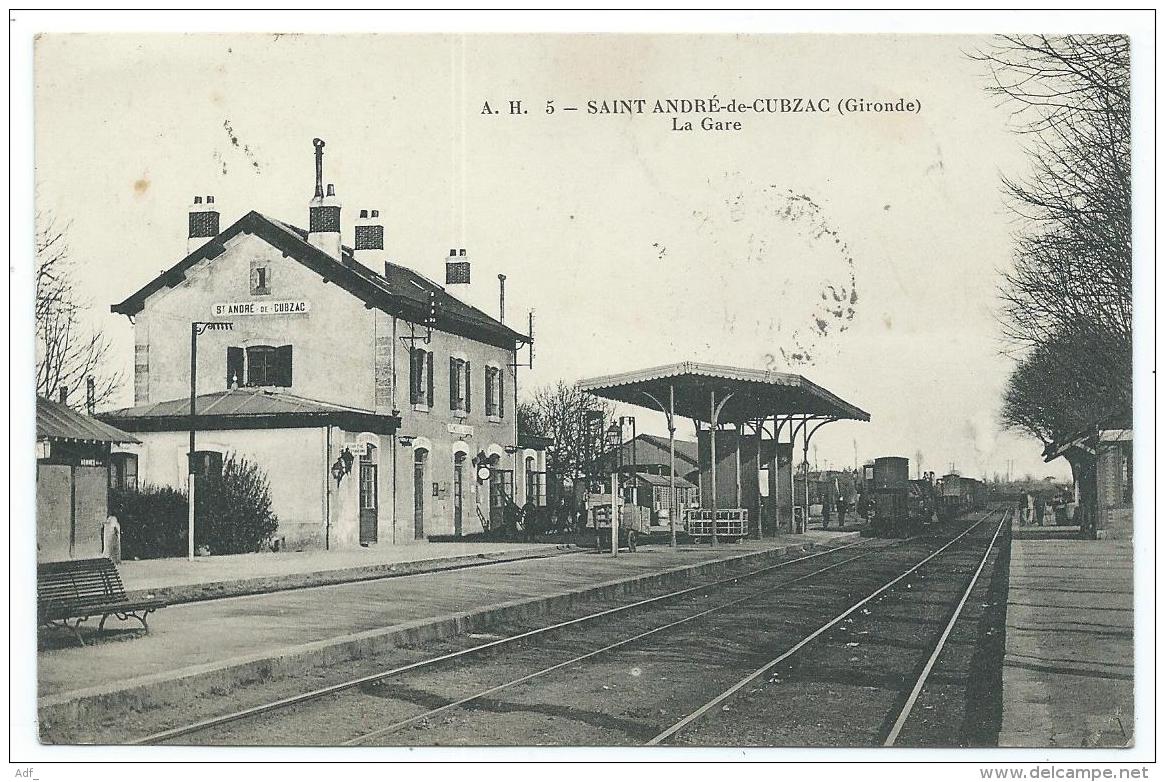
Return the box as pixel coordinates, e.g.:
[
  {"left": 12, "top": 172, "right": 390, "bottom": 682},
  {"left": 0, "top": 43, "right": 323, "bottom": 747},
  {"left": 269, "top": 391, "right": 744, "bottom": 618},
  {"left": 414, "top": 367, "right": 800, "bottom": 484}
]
[
  {"left": 353, "top": 208, "right": 385, "bottom": 270},
  {"left": 188, "top": 194, "right": 219, "bottom": 255},
  {"left": 308, "top": 139, "right": 341, "bottom": 259},
  {"left": 446, "top": 248, "right": 470, "bottom": 285}
]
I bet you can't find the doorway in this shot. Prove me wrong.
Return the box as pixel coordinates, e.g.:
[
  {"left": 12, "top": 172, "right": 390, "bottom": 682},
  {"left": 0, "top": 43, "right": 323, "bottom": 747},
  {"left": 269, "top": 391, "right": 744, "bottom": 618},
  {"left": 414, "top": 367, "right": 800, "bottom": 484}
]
[
  {"left": 359, "top": 444, "right": 378, "bottom": 545},
  {"left": 453, "top": 452, "right": 465, "bottom": 537},
  {"left": 413, "top": 449, "right": 428, "bottom": 540}
]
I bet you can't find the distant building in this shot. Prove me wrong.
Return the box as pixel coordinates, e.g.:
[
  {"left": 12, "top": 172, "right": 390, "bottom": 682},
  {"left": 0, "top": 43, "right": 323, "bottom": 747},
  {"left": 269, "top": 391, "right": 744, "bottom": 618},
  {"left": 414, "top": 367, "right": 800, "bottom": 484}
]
[
  {"left": 37, "top": 395, "right": 139, "bottom": 562},
  {"left": 100, "top": 140, "right": 541, "bottom": 549}
]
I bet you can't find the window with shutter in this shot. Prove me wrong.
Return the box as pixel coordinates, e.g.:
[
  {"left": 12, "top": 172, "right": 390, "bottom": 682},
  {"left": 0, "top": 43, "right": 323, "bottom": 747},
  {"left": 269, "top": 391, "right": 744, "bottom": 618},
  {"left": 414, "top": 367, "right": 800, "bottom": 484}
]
[
  {"left": 410, "top": 349, "right": 422, "bottom": 405},
  {"left": 227, "top": 347, "right": 244, "bottom": 389},
  {"left": 426, "top": 351, "right": 434, "bottom": 408},
  {"left": 274, "top": 345, "right": 293, "bottom": 387},
  {"left": 449, "top": 357, "right": 458, "bottom": 411},
  {"left": 485, "top": 367, "right": 496, "bottom": 416},
  {"left": 459, "top": 363, "right": 468, "bottom": 412}
]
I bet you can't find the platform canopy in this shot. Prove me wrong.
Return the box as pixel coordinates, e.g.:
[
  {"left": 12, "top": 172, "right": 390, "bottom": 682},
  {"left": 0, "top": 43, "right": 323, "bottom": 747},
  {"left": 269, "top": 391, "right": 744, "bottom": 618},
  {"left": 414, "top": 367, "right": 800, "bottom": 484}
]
[{"left": 577, "top": 362, "right": 870, "bottom": 424}]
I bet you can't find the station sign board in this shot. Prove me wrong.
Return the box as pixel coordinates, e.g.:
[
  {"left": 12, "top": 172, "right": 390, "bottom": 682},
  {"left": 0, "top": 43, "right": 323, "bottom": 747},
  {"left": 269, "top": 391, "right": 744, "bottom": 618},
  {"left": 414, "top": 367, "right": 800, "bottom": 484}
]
[{"left": 212, "top": 300, "right": 311, "bottom": 317}]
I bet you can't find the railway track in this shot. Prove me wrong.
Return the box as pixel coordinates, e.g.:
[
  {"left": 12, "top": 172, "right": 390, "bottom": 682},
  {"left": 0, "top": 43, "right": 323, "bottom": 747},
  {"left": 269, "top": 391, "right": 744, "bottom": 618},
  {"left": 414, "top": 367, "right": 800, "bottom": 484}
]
[{"left": 140, "top": 511, "right": 1008, "bottom": 747}]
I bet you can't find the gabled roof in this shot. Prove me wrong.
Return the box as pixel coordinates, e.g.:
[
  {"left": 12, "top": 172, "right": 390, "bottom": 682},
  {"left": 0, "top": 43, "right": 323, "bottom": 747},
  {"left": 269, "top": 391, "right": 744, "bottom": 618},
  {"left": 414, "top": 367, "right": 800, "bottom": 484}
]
[
  {"left": 631, "top": 471, "right": 698, "bottom": 490},
  {"left": 620, "top": 433, "right": 699, "bottom": 468},
  {"left": 37, "top": 396, "right": 139, "bottom": 444},
  {"left": 111, "top": 211, "right": 530, "bottom": 350},
  {"left": 98, "top": 388, "right": 400, "bottom": 435}
]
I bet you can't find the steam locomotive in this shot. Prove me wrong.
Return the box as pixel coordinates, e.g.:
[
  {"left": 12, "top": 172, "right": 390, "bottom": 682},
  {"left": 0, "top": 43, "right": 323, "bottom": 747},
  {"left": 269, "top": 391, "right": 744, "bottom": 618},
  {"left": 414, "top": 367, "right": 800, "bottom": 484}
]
[{"left": 858, "top": 457, "right": 989, "bottom": 536}]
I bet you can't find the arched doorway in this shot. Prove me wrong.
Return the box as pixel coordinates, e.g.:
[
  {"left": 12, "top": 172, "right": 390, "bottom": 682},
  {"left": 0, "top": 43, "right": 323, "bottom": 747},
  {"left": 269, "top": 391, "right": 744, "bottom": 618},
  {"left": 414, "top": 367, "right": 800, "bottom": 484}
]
[
  {"left": 359, "top": 444, "right": 378, "bottom": 545},
  {"left": 413, "top": 448, "right": 428, "bottom": 540}
]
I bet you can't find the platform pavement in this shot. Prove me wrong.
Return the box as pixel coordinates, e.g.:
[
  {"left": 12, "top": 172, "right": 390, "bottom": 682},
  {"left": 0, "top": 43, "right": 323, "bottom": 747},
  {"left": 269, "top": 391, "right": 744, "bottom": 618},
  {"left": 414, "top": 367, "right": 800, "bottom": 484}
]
[
  {"left": 998, "top": 537, "right": 1134, "bottom": 747},
  {"left": 114, "top": 540, "right": 575, "bottom": 604},
  {"left": 38, "top": 530, "right": 860, "bottom": 728}
]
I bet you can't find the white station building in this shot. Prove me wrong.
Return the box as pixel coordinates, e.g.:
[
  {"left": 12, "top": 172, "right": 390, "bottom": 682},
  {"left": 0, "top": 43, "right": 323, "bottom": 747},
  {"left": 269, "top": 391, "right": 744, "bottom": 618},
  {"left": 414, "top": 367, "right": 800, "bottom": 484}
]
[{"left": 101, "top": 139, "right": 546, "bottom": 549}]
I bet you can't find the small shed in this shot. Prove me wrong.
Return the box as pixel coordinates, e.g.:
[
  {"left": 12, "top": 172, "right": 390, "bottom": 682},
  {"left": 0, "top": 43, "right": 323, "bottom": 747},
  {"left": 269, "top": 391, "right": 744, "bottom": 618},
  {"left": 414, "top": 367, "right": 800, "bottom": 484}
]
[{"left": 36, "top": 396, "right": 140, "bottom": 563}]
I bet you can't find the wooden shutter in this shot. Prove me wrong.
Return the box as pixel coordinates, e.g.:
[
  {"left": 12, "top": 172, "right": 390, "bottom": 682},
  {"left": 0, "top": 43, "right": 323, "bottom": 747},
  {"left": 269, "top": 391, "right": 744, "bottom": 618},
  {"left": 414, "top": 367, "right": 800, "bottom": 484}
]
[
  {"left": 465, "top": 362, "right": 472, "bottom": 413},
  {"left": 275, "top": 345, "right": 293, "bottom": 387},
  {"left": 449, "top": 357, "right": 458, "bottom": 410},
  {"left": 410, "top": 349, "right": 421, "bottom": 404},
  {"left": 498, "top": 369, "right": 505, "bottom": 418},
  {"left": 426, "top": 351, "right": 434, "bottom": 407},
  {"left": 226, "top": 347, "right": 244, "bottom": 389}
]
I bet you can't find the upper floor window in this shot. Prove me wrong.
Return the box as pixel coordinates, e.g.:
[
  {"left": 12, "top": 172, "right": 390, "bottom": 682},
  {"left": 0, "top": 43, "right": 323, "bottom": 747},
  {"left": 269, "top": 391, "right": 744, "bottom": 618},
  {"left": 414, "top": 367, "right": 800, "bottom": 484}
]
[
  {"left": 485, "top": 365, "right": 505, "bottom": 419},
  {"left": 410, "top": 347, "right": 434, "bottom": 409},
  {"left": 449, "top": 357, "right": 471, "bottom": 414},
  {"left": 227, "top": 345, "right": 293, "bottom": 388}
]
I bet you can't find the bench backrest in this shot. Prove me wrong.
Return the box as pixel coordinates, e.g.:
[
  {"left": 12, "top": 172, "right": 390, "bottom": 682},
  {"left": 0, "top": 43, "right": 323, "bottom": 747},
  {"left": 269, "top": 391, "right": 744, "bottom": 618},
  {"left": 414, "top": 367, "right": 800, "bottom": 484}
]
[{"left": 38, "top": 558, "right": 128, "bottom": 612}]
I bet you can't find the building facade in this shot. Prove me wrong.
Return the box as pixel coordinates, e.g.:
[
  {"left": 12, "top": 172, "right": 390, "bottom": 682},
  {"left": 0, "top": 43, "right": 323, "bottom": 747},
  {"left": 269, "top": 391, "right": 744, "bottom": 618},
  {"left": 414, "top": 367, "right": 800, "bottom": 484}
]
[{"left": 102, "top": 140, "right": 543, "bottom": 549}]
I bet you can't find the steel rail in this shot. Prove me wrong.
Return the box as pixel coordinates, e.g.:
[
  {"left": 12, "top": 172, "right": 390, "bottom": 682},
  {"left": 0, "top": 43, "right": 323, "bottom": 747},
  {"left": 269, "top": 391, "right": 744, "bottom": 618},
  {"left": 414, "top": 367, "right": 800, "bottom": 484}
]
[
  {"left": 134, "top": 535, "right": 883, "bottom": 744},
  {"left": 646, "top": 509, "right": 1003, "bottom": 745},
  {"left": 342, "top": 545, "right": 889, "bottom": 745},
  {"left": 881, "top": 509, "right": 1010, "bottom": 746}
]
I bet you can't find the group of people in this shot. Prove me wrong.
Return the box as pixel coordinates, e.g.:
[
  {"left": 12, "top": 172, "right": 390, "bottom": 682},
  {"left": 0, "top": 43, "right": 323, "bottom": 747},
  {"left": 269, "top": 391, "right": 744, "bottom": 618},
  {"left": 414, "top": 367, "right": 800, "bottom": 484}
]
[{"left": 1017, "top": 493, "right": 1071, "bottom": 526}]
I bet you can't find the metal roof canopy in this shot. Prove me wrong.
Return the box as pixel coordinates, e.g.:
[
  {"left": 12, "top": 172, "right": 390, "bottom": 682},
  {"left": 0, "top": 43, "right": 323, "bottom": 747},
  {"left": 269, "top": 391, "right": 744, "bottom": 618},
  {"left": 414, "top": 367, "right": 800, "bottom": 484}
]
[
  {"left": 578, "top": 362, "right": 870, "bottom": 545},
  {"left": 577, "top": 362, "right": 870, "bottom": 424}
]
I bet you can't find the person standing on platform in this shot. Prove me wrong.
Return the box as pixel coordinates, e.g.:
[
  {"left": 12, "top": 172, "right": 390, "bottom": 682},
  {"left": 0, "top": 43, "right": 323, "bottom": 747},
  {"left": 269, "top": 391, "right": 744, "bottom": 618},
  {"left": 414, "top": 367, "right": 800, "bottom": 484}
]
[{"left": 102, "top": 514, "right": 121, "bottom": 565}]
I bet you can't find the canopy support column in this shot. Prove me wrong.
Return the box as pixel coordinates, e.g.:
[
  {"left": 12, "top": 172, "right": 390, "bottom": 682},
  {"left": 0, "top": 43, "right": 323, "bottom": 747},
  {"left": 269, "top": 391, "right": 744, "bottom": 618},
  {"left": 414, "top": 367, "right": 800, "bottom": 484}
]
[
  {"left": 640, "top": 385, "right": 679, "bottom": 549},
  {"left": 709, "top": 389, "right": 734, "bottom": 547}
]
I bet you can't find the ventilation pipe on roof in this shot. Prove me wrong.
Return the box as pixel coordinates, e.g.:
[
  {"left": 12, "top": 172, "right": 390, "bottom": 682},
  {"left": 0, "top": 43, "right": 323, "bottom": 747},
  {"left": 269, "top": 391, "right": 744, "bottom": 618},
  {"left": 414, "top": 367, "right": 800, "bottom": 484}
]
[
  {"left": 307, "top": 139, "right": 342, "bottom": 260},
  {"left": 188, "top": 194, "right": 219, "bottom": 255},
  {"left": 497, "top": 273, "right": 506, "bottom": 324}
]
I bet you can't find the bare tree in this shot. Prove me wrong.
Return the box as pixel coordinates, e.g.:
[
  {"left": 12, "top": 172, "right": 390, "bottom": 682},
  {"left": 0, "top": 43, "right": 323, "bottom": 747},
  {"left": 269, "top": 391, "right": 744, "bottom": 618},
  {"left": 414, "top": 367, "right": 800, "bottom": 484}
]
[
  {"left": 974, "top": 36, "right": 1132, "bottom": 442},
  {"left": 35, "top": 211, "right": 122, "bottom": 409},
  {"left": 517, "top": 381, "right": 615, "bottom": 481}
]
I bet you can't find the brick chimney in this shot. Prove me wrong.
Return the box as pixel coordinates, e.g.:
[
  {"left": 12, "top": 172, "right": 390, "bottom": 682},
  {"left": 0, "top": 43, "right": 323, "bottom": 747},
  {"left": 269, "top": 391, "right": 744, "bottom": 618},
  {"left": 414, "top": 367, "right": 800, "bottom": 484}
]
[
  {"left": 353, "top": 209, "right": 384, "bottom": 270},
  {"left": 307, "top": 138, "right": 341, "bottom": 259},
  {"left": 446, "top": 248, "right": 470, "bottom": 285},
  {"left": 188, "top": 195, "right": 219, "bottom": 255}
]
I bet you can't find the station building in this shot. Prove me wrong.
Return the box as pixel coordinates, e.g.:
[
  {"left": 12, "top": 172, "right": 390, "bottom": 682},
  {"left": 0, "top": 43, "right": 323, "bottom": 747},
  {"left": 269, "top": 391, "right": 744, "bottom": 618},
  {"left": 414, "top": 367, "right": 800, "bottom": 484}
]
[{"left": 100, "top": 140, "right": 543, "bottom": 549}]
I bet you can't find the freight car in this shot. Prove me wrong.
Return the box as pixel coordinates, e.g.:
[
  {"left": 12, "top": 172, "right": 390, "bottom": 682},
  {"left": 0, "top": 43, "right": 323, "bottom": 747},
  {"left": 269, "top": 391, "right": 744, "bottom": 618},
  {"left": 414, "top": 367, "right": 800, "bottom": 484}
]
[{"left": 937, "top": 473, "right": 988, "bottom": 516}]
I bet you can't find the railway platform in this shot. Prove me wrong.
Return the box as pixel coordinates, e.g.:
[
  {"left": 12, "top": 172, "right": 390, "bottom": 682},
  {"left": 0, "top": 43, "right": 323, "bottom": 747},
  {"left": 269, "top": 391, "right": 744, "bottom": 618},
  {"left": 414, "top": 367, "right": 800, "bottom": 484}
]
[
  {"left": 38, "top": 530, "right": 859, "bottom": 736},
  {"left": 998, "top": 536, "right": 1134, "bottom": 747},
  {"left": 115, "top": 540, "right": 576, "bottom": 605}
]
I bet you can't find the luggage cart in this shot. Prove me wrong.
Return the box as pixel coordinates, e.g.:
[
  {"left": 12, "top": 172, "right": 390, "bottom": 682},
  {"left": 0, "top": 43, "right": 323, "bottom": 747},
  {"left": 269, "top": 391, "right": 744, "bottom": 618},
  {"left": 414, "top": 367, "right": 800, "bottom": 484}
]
[
  {"left": 686, "top": 508, "right": 749, "bottom": 543},
  {"left": 592, "top": 502, "right": 651, "bottom": 552}
]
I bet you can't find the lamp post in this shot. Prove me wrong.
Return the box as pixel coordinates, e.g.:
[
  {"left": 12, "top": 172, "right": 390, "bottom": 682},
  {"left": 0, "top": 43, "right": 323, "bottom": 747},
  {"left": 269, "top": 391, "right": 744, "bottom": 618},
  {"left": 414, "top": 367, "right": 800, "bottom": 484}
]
[
  {"left": 605, "top": 421, "right": 622, "bottom": 556},
  {"left": 188, "top": 321, "right": 234, "bottom": 561}
]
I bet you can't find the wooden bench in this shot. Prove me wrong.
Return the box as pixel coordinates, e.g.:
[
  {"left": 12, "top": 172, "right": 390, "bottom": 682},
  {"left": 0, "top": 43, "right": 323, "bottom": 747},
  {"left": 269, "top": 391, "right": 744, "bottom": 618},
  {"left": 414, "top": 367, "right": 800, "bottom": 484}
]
[{"left": 38, "top": 558, "right": 166, "bottom": 646}]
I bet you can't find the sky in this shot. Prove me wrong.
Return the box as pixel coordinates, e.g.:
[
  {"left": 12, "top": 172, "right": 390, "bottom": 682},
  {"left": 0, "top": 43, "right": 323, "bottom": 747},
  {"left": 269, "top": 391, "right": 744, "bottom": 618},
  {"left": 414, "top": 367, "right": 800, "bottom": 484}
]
[{"left": 32, "top": 33, "right": 1069, "bottom": 481}]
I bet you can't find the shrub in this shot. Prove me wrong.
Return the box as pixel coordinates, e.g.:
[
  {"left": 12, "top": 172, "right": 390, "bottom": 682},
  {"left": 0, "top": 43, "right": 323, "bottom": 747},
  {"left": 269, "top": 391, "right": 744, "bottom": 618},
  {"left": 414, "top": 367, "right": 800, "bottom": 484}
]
[
  {"left": 110, "top": 484, "right": 188, "bottom": 560},
  {"left": 195, "top": 452, "right": 279, "bottom": 555}
]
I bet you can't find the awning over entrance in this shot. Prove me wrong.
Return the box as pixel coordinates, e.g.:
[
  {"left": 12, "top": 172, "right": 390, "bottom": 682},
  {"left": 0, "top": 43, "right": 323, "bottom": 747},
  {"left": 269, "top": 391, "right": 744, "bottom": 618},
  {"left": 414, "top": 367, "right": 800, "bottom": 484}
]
[
  {"left": 577, "top": 362, "right": 870, "bottom": 424},
  {"left": 99, "top": 389, "right": 401, "bottom": 435}
]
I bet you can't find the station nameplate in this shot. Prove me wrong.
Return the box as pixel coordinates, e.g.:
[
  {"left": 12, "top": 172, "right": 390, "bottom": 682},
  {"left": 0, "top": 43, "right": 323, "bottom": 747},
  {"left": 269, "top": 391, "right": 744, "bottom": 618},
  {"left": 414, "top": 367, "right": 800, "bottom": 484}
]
[
  {"left": 447, "top": 423, "right": 474, "bottom": 437},
  {"left": 213, "top": 300, "right": 311, "bottom": 317}
]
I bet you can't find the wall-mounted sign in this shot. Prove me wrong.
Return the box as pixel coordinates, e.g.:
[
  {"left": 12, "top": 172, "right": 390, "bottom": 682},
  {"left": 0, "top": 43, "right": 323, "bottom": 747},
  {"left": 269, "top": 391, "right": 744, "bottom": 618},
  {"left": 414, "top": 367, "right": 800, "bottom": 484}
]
[
  {"left": 447, "top": 423, "right": 474, "bottom": 437},
  {"left": 212, "top": 300, "right": 311, "bottom": 317}
]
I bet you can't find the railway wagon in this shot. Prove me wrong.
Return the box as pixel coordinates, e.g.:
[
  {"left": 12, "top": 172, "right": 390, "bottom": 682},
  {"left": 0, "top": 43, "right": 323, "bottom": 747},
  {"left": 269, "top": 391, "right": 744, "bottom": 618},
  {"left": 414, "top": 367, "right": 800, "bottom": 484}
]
[{"left": 937, "top": 474, "right": 988, "bottom": 515}]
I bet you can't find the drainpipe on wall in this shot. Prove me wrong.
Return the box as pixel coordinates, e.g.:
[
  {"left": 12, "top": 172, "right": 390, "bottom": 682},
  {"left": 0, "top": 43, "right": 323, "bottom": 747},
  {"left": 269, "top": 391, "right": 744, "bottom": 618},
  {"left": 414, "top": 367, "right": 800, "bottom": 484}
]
[
  {"left": 390, "top": 315, "right": 398, "bottom": 545},
  {"left": 324, "top": 424, "right": 332, "bottom": 551}
]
